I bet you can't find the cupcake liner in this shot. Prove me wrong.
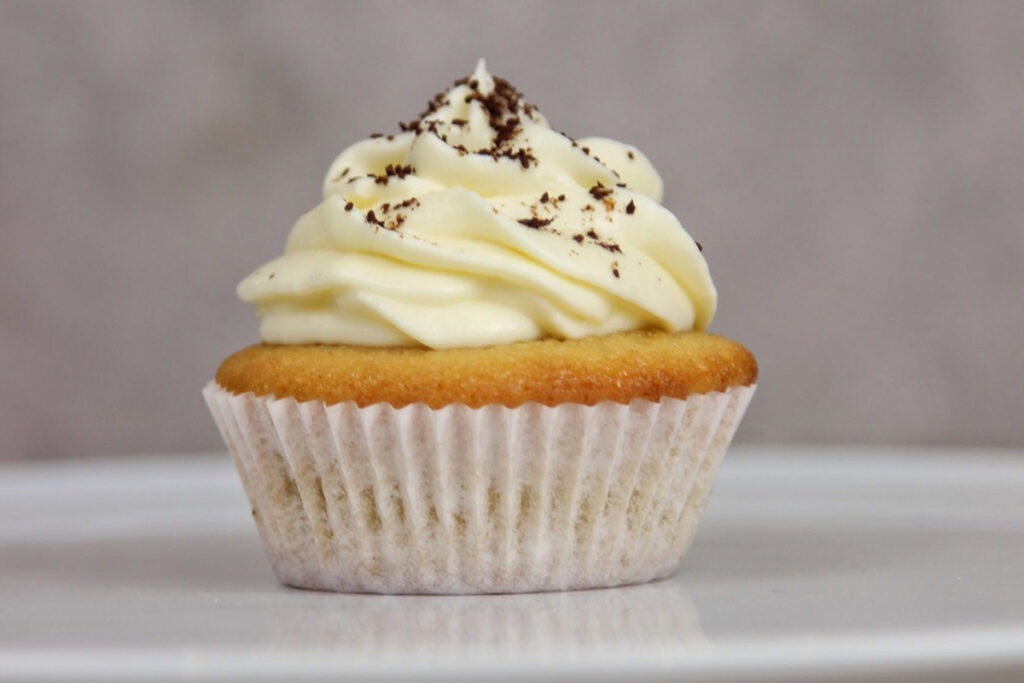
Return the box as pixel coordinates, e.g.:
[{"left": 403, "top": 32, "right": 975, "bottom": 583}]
[{"left": 203, "top": 382, "right": 755, "bottom": 594}]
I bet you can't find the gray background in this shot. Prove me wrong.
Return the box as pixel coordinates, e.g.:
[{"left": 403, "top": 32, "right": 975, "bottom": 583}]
[{"left": 2, "top": 1, "right": 1022, "bottom": 460}]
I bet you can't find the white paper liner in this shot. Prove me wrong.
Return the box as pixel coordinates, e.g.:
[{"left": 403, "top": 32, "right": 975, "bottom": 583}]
[{"left": 203, "top": 382, "right": 755, "bottom": 594}]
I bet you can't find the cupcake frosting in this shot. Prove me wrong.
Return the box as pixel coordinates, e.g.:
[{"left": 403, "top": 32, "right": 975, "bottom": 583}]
[{"left": 239, "top": 60, "right": 716, "bottom": 349}]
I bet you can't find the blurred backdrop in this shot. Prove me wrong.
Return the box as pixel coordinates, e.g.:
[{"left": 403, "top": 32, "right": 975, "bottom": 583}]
[{"left": 2, "top": 0, "right": 1023, "bottom": 459}]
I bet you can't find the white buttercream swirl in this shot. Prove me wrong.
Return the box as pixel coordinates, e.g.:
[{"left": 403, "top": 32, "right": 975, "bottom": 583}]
[{"left": 239, "top": 60, "right": 715, "bottom": 349}]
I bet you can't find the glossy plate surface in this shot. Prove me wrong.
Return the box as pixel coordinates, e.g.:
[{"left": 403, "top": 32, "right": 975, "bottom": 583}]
[{"left": 2, "top": 446, "right": 1023, "bottom": 682}]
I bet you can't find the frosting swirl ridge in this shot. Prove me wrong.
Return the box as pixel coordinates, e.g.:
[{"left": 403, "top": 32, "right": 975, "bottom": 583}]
[{"left": 239, "top": 60, "right": 715, "bottom": 349}]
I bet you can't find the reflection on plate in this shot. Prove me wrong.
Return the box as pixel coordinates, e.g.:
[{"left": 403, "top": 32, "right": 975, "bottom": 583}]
[{"left": 267, "top": 579, "right": 703, "bottom": 652}]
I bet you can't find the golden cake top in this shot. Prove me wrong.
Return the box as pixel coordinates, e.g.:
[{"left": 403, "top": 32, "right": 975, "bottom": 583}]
[{"left": 217, "top": 331, "right": 756, "bottom": 408}]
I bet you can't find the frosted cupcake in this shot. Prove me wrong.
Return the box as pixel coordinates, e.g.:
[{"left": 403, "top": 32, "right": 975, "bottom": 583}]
[{"left": 205, "top": 60, "right": 756, "bottom": 594}]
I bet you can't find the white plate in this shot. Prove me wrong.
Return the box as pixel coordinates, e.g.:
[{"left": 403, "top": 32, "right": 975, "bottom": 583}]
[{"left": 2, "top": 446, "right": 1023, "bottom": 682}]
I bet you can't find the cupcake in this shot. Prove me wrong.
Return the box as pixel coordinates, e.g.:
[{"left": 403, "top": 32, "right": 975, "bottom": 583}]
[{"left": 204, "top": 60, "right": 756, "bottom": 594}]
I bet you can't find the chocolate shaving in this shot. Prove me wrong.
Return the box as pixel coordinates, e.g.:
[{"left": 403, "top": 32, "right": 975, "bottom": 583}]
[
  {"left": 386, "top": 70, "right": 548, "bottom": 173},
  {"left": 344, "top": 201, "right": 354, "bottom": 211},
  {"left": 572, "top": 234, "right": 584, "bottom": 243},
  {"left": 369, "top": 163, "right": 416, "bottom": 184},
  {"left": 494, "top": 117, "right": 521, "bottom": 146},
  {"left": 589, "top": 183, "right": 613, "bottom": 200},
  {"left": 625, "top": 200, "right": 636, "bottom": 215},
  {"left": 517, "top": 216, "right": 554, "bottom": 229},
  {"left": 581, "top": 229, "right": 622, "bottom": 253},
  {"left": 540, "top": 192, "right": 549, "bottom": 203},
  {"left": 389, "top": 164, "right": 414, "bottom": 179},
  {"left": 627, "top": 150, "right": 635, "bottom": 160},
  {"left": 696, "top": 241, "right": 703, "bottom": 252},
  {"left": 475, "top": 146, "right": 537, "bottom": 168}
]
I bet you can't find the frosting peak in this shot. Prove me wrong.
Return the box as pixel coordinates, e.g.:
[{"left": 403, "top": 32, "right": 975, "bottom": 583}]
[{"left": 239, "top": 60, "right": 715, "bottom": 349}]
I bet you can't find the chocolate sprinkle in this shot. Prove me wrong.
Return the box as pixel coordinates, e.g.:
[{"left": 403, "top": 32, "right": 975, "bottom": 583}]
[
  {"left": 388, "top": 164, "right": 414, "bottom": 179},
  {"left": 394, "top": 196, "right": 420, "bottom": 210},
  {"left": 572, "top": 234, "right": 584, "bottom": 243},
  {"left": 383, "top": 69, "right": 554, "bottom": 176},
  {"left": 344, "top": 201, "right": 354, "bottom": 211},
  {"left": 625, "top": 199, "right": 636, "bottom": 214},
  {"left": 627, "top": 150, "right": 635, "bottom": 160},
  {"left": 589, "top": 183, "right": 613, "bottom": 200},
  {"left": 377, "top": 69, "right": 598, "bottom": 190},
  {"left": 369, "top": 163, "right": 416, "bottom": 185},
  {"left": 493, "top": 117, "right": 521, "bottom": 146},
  {"left": 696, "top": 241, "right": 703, "bottom": 252},
  {"left": 540, "top": 192, "right": 550, "bottom": 203},
  {"left": 517, "top": 216, "right": 555, "bottom": 229}
]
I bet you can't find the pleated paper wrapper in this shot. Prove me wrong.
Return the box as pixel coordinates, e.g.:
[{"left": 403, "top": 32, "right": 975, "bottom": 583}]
[{"left": 203, "top": 382, "right": 755, "bottom": 594}]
